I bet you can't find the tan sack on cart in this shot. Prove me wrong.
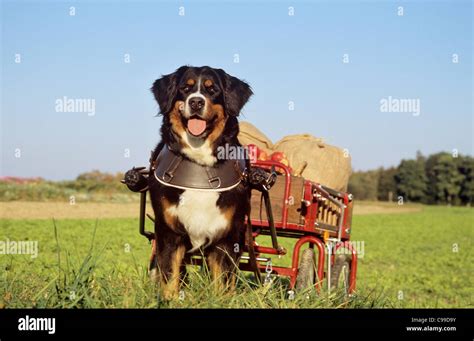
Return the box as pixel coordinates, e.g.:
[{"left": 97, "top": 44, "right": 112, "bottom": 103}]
[
  {"left": 273, "top": 134, "right": 351, "bottom": 191},
  {"left": 238, "top": 121, "right": 274, "bottom": 154}
]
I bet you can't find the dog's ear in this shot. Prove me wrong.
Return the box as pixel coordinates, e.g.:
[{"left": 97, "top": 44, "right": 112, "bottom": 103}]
[
  {"left": 151, "top": 66, "right": 187, "bottom": 115},
  {"left": 216, "top": 69, "right": 253, "bottom": 117}
]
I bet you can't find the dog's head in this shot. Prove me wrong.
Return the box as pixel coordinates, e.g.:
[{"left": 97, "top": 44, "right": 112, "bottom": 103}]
[{"left": 152, "top": 66, "right": 252, "bottom": 161}]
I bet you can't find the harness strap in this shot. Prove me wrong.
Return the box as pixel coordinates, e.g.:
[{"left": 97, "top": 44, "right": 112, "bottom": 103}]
[{"left": 163, "top": 154, "right": 183, "bottom": 183}]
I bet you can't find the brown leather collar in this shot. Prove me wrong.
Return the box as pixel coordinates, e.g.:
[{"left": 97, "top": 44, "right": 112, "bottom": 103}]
[{"left": 153, "top": 146, "right": 246, "bottom": 191}]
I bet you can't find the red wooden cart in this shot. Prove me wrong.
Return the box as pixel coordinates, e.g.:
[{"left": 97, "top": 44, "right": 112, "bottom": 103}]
[{"left": 241, "top": 159, "right": 357, "bottom": 294}]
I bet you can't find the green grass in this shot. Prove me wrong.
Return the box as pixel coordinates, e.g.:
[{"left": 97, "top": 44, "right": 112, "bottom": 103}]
[
  {"left": 0, "top": 206, "right": 472, "bottom": 308},
  {"left": 351, "top": 206, "right": 473, "bottom": 308}
]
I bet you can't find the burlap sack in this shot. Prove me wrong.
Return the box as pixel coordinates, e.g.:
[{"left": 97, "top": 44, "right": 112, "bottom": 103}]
[
  {"left": 273, "top": 134, "right": 352, "bottom": 191},
  {"left": 238, "top": 121, "right": 273, "bottom": 154}
]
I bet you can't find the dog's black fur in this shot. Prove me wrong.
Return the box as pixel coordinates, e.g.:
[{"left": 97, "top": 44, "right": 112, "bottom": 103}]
[{"left": 148, "top": 66, "right": 252, "bottom": 298}]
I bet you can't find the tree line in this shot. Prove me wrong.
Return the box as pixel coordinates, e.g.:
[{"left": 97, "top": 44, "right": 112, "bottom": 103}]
[{"left": 348, "top": 152, "right": 474, "bottom": 205}]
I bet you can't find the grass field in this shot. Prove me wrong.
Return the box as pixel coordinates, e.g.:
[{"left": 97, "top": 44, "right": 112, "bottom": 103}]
[{"left": 0, "top": 202, "right": 472, "bottom": 308}]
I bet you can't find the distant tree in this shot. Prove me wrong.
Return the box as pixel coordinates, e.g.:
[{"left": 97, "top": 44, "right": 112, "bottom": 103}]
[
  {"left": 457, "top": 155, "right": 474, "bottom": 206},
  {"left": 425, "top": 153, "right": 464, "bottom": 205},
  {"left": 395, "top": 159, "right": 427, "bottom": 202},
  {"left": 71, "top": 170, "right": 125, "bottom": 192},
  {"left": 347, "top": 151, "right": 472, "bottom": 206},
  {"left": 416, "top": 150, "right": 426, "bottom": 163},
  {"left": 377, "top": 167, "right": 397, "bottom": 201},
  {"left": 348, "top": 170, "right": 379, "bottom": 201},
  {"left": 76, "top": 170, "right": 115, "bottom": 182}
]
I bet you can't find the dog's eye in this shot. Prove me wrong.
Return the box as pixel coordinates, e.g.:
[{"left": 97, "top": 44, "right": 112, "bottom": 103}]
[
  {"left": 182, "top": 86, "right": 191, "bottom": 93},
  {"left": 208, "top": 86, "right": 216, "bottom": 94}
]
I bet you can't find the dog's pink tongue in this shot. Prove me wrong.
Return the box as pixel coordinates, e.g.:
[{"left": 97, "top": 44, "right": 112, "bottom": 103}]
[{"left": 187, "top": 118, "right": 206, "bottom": 136}]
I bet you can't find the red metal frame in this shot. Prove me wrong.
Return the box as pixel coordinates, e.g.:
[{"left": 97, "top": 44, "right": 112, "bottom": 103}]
[
  {"left": 340, "top": 193, "right": 351, "bottom": 240},
  {"left": 289, "top": 236, "right": 325, "bottom": 289}
]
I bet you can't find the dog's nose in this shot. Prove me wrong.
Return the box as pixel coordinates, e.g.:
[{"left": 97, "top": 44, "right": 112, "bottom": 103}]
[{"left": 189, "top": 97, "right": 205, "bottom": 112}]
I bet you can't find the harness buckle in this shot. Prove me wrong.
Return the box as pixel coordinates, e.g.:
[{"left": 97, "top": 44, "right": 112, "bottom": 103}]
[
  {"left": 208, "top": 176, "right": 222, "bottom": 189},
  {"left": 163, "top": 172, "right": 174, "bottom": 183}
]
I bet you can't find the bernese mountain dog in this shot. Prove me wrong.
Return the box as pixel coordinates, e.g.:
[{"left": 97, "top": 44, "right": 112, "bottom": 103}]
[{"left": 148, "top": 66, "right": 253, "bottom": 299}]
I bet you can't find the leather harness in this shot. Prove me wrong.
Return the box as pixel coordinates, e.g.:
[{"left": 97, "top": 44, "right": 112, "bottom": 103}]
[{"left": 152, "top": 146, "right": 247, "bottom": 192}]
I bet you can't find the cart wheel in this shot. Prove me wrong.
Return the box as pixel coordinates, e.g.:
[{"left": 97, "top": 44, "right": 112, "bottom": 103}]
[
  {"left": 295, "top": 248, "right": 316, "bottom": 291},
  {"left": 330, "top": 254, "right": 351, "bottom": 295}
]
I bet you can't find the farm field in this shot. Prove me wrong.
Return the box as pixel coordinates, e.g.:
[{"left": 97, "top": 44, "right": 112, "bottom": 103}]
[
  {"left": 0, "top": 202, "right": 472, "bottom": 308},
  {"left": 0, "top": 200, "right": 422, "bottom": 219}
]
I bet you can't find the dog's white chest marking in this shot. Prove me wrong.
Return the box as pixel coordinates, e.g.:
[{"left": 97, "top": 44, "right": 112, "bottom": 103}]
[
  {"left": 166, "top": 190, "right": 229, "bottom": 251},
  {"left": 180, "top": 132, "right": 217, "bottom": 166}
]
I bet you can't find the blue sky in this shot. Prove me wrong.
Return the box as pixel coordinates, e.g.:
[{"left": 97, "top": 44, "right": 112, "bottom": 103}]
[{"left": 1, "top": 0, "right": 472, "bottom": 180}]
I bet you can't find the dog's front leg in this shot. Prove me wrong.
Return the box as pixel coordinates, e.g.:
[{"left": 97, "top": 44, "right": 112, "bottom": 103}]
[
  {"left": 206, "top": 242, "right": 240, "bottom": 293},
  {"left": 156, "top": 243, "right": 186, "bottom": 300}
]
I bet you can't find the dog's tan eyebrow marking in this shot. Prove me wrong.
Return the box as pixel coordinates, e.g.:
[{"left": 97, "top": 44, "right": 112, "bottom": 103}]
[
  {"left": 204, "top": 79, "right": 213, "bottom": 87},
  {"left": 186, "top": 79, "right": 195, "bottom": 86}
]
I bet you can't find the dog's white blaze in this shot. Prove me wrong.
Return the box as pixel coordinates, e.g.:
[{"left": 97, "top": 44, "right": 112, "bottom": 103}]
[
  {"left": 166, "top": 190, "right": 229, "bottom": 251},
  {"left": 180, "top": 76, "right": 216, "bottom": 166},
  {"left": 184, "top": 77, "right": 206, "bottom": 118},
  {"left": 180, "top": 132, "right": 217, "bottom": 166}
]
